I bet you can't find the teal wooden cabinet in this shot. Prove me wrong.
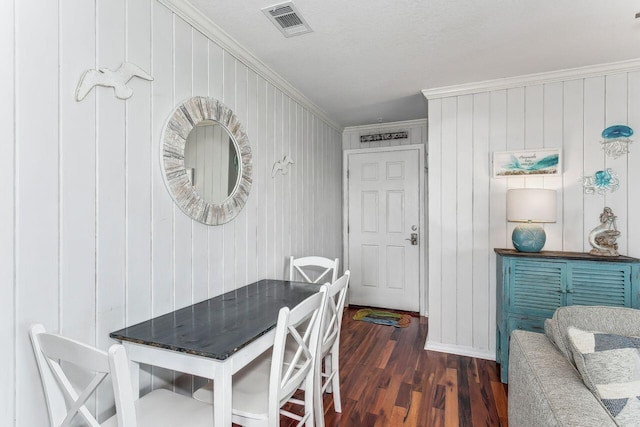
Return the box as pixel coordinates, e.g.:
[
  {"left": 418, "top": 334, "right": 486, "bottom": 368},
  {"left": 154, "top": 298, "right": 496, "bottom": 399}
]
[{"left": 495, "top": 248, "right": 640, "bottom": 383}]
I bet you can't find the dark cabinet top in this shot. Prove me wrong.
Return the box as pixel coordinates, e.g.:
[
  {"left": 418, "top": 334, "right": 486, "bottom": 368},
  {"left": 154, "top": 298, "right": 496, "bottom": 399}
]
[
  {"left": 110, "top": 279, "right": 320, "bottom": 360},
  {"left": 494, "top": 248, "right": 640, "bottom": 263}
]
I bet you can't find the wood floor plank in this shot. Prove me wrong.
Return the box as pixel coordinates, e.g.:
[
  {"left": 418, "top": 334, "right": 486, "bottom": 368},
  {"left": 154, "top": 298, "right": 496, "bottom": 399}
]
[
  {"left": 377, "top": 373, "right": 404, "bottom": 421},
  {"left": 468, "top": 360, "right": 495, "bottom": 427},
  {"left": 444, "top": 367, "right": 459, "bottom": 427},
  {"left": 417, "top": 353, "right": 447, "bottom": 425},
  {"left": 456, "top": 356, "right": 473, "bottom": 427},
  {"left": 491, "top": 380, "right": 509, "bottom": 426},
  {"left": 394, "top": 381, "right": 412, "bottom": 409},
  {"left": 377, "top": 340, "right": 396, "bottom": 369},
  {"left": 405, "top": 390, "right": 422, "bottom": 425},
  {"left": 389, "top": 405, "right": 408, "bottom": 425}
]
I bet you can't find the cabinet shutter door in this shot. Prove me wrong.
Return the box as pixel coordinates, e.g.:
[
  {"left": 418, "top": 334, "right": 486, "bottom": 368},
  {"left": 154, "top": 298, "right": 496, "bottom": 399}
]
[
  {"left": 510, "top": 260, "right": 564, "bottom": 317},
  {"left": 568, "top": 263, "right": 631, "bottom": 307}
]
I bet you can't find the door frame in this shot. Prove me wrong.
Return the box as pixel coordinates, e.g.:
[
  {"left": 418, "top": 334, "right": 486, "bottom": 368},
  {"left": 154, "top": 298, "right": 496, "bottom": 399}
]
[{"left": 343, "top": 144, "right": 427, "bottom": 316}]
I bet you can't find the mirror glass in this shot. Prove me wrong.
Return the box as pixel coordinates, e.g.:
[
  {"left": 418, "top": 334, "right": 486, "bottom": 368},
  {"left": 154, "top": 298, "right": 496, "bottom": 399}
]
[
  {"left": 161, "top": 96, "right": 252, "bottom": 226},
  {"left": 184, "top": 120, "right": 240, "bottom": 205}
]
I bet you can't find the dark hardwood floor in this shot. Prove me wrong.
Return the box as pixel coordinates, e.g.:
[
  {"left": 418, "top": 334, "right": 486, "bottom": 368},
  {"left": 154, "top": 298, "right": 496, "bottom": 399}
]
[{"left": 298, "top": 307, "right": 509, "bottom": 427}]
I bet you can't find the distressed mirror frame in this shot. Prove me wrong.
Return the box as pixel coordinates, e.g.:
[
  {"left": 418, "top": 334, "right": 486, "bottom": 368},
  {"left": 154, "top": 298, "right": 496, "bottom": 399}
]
[{"left": 161, "top": 96, "right": 252, "bottom": 225}]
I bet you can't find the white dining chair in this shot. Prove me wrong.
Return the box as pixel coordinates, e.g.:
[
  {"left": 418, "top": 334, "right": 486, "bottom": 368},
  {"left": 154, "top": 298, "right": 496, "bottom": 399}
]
[
  {"left": 313, "top": 271, "right": 350, "bottom": 427},
  {"left": 283, "top": 271, "right": 350, "bottom": 427},
  {"left": 193, "top": 286, "right": 328, "bottom": 427},
  {"left": 289, "top": 256, "right": 339, "bottom": 284},
  {"left": 29, "top": 324, "right": 214, "bottom": 427}
]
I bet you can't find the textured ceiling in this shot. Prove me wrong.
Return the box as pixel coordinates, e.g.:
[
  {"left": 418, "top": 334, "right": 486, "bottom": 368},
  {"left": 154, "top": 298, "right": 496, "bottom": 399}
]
[{"left": 187, "top": 0, "right": 640, "bottom": 127}]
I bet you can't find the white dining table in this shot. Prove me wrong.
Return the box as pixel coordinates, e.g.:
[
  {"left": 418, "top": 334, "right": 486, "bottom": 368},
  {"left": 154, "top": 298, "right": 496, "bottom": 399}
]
[{"left": 110, "top": 279, "right": 319, "bottom": 426}]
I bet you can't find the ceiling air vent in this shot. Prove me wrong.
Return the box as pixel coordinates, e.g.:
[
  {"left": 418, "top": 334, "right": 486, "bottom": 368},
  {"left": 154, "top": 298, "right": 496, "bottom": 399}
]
[{"left": 262, "top": 2, "right": 313, "bottom": 38}]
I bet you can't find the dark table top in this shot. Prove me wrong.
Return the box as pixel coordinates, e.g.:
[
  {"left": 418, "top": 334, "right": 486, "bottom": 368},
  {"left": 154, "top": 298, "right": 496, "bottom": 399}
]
[{"left": 110, "top": 279, "right": 320, "bottom": 360}]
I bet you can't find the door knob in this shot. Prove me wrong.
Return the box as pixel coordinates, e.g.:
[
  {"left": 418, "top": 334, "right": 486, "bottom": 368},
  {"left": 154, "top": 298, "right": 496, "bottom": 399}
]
[{"left": 405, "top": 232, "right": 418, "bottom": 245}]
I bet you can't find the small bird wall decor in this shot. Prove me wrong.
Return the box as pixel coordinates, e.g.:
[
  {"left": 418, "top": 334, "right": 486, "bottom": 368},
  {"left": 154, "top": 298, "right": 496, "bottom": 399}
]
[
  {"left": 75, "top": 62, "right": 153, "bottom": 101},
  {"left": 272, "top": 155, "right": 295, "bottom": 178}
]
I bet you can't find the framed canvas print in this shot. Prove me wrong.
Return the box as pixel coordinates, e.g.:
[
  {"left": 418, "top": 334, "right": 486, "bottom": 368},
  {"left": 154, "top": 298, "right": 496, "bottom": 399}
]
[{"left": 493, "top": 148, "right": 561, "bottom": 178}]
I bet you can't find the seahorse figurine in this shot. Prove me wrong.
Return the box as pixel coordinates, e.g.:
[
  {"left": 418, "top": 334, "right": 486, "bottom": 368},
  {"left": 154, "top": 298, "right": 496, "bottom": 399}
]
[{"left": 588, "top": 207, "right": 620, "bottom": 256}]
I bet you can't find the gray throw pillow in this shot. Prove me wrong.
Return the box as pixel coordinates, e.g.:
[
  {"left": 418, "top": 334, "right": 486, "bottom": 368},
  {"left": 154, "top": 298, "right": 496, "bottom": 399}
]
[{"left": 567, "top": 326, "right": 640, "bottom": 426}]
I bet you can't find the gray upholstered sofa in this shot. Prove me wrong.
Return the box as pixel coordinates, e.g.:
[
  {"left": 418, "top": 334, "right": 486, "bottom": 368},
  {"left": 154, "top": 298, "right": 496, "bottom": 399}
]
[{"left": 508, "top": 306, "right": 640, "bottom": 426}]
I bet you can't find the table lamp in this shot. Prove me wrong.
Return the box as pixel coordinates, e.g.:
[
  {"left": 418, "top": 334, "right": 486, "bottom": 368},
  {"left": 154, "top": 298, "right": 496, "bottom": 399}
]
[{"left": 507, "top": 188, "right": 556, "bottom": 252}]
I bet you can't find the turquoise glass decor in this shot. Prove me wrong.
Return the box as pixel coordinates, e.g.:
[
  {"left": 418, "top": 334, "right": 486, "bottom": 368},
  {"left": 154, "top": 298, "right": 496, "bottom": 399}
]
[
  {"left": 583, "top": 168, "right": 619, "bottom": 195},
  {"left": 601, "top": 125, "right": 633, "bottom": 158},
  {"left": 602, "top": 125, "right": 633, "bottom": 139},
  {"left": 512, "top": 223, "right": 546, "bottom": 253}
]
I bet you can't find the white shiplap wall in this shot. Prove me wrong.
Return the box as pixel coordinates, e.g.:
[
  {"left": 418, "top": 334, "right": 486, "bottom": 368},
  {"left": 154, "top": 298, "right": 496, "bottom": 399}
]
[
  {"left": 0, "top": 0, "right": 15, "bottom": 425},
  {"left": 424, "top": 60, "right": 640, "bottom": 360},
  {"left": 1, "top": 1, "right": 342, "bottom": 425}
]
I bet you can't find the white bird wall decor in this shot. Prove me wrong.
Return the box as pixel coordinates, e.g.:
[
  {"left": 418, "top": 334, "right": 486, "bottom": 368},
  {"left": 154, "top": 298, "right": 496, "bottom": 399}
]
[
  {"left": 272, "top": 155, "right": 295, "bottom": 178},
  {"left": 75, "top": 62, "right": 153, "bottom": 101}
]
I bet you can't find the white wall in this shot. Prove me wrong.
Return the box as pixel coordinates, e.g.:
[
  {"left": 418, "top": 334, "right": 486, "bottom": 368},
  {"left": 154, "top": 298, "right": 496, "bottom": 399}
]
[
  {"left": 0, "top": 0, "right": 15, "bottom": 425},
  {"left": 1, "top": 1, "right": 342, "bottom": 425},
  {"left": 424, "top": 60, "right": 640, "bottom": 360}
]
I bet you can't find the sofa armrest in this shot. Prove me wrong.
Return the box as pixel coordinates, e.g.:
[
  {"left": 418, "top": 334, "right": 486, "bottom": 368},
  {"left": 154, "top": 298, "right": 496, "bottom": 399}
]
[{"left": 508, "top": 330, "right": 615, "bottom": 427}]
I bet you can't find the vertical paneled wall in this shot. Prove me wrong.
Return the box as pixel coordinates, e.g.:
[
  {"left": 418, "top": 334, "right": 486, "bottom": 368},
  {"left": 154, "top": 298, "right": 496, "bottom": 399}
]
[
  {"left": 2, "top": 1, "right": 342, "bottom": 425},
  {"left": 425, "top": 64, "right": 640, "bottom": 359},
  {"left": 0, "top": 1, "right": 15, "bottom": 425}
]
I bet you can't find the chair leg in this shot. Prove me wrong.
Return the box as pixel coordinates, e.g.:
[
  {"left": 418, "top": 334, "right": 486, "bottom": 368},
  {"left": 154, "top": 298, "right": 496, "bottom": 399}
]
[
  {"left": 302, "top": 364, "right": 316, "bottom": 427},
  {"left": 330, "top": 350, "right": 341, "bottom": 413},
  {"left": 314, "top": 362, "right": 325, "bottom": 427},
  {"left": 324, "top": 355, "right": 333, "bottom": 393}
]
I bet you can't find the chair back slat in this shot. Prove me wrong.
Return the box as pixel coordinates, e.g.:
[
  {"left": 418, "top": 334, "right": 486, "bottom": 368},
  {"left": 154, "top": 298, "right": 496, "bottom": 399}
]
[
  {"left": 321, "top": 272, "right": 350, "bottom": 356},
  {"left": 289, "top": 256, "right": 339, "bottom": 284},
  {"left": 280, "top": 325, "right": 312, "bottom": 389},
  {"left": 58, "top": 373, "right": 105, "bottom": 427}
]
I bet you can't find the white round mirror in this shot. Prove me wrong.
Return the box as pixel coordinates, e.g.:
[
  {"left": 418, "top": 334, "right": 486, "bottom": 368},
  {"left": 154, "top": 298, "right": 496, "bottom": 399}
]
[{"left": 161, "top": 97, "right": 252, "bottom": 225}]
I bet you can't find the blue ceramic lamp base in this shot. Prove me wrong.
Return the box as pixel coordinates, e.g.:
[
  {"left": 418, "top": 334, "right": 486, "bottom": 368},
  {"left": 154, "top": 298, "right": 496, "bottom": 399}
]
[{"left": 512, "top": 223, "right": 546, "bottom": 253}]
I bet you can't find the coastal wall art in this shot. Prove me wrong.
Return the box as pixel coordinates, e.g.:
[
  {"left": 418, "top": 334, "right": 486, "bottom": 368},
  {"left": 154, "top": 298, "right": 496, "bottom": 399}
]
[
  {"left": 601, "top": 124, "right": 633, "bottom": 158},
  {"left": 492, "top": 148, "right": 561, "bottom": 178}
]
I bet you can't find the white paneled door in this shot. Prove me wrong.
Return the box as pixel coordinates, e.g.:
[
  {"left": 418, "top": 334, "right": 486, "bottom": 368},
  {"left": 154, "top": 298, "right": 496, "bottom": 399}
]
[{"left": 346, "top": 148, "right": 421, "bottom": 311}]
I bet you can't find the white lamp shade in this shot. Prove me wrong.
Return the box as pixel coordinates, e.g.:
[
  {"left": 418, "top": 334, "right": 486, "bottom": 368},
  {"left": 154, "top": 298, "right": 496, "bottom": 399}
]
[{"left": 507, "top": 188, "right": 556, "bottom": 223}]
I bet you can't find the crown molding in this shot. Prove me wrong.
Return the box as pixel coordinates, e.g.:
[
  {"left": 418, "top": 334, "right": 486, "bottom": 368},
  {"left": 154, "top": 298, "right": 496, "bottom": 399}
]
[
  {"left": 343, "top": 118, "right": 428, "bottom": 134},
  {"left": 157, "top": 0, "right": 342, "bottom": 131},
  {"left": 422, "top": 58, "right": 640, "bottom": 100}
]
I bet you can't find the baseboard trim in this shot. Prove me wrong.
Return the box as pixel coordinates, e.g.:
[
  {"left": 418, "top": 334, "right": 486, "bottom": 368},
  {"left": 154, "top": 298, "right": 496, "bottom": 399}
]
[{"left": 424, "top": 340, "right": 496, "bottom": 361}]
